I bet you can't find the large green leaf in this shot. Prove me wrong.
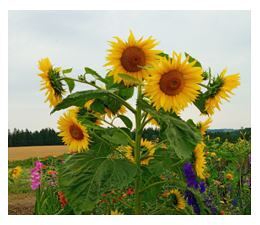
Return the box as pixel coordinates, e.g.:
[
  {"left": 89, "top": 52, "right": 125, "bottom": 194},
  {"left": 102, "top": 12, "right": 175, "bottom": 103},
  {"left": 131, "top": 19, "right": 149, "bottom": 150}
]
[
  {"left": 51, "top": 89, "right": 118, "bottom": 113},
  {"left": 59, "top": 143, "right": 137, "bottom": 214},
  {"left": 138, "top": 99, "right": 201, "bottom": 159}
]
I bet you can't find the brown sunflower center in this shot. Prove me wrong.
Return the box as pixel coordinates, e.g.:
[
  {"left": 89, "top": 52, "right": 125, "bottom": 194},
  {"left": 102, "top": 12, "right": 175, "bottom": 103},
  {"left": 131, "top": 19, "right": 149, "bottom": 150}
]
[
  {"left": 120, "top": 46, "right": 146, "bottom": 72},
  {"left": 69, "top": 124, "right": 84, "bottom": 140},
  {"left": 159, "top": 70, "right": 184, "bottom": 96}
]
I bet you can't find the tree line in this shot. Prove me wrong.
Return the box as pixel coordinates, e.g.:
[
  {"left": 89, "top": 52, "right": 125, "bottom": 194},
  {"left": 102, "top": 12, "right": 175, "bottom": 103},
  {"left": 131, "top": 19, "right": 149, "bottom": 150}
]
[
  {"left": 8, "top": 127, "right": 251, "bottom": 147},
  {"left": 8, "top": 128, "right": 63, "bottom": 147}
]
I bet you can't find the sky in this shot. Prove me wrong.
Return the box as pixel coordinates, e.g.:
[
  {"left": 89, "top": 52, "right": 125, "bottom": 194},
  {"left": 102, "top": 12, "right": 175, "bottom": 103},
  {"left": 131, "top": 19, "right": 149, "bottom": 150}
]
[{"left": 8, "top": 10, "right": 251, "bottom": 131}]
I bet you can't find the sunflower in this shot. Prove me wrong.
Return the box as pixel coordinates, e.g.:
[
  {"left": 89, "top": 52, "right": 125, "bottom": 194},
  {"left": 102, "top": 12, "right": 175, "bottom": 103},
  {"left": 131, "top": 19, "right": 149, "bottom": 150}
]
[
  {"left": 145, "top": 52, "right": 203, "bottom": 113},
  {"left": 162, "top": 189, "right": 186, "bottom": 210},
  {"left": 58, "top": 108, "right": 90, "bottom": 152},
  {"left": 205, "top": 68, "right": 240, "bottom": 115},
  {"left": 194, "top": 142, "right": 206, "bottom": 179},
  {"left": 38, "top": 58, "right": 65, "bottom": 107},
  {"left": 11, "top": 166, "right": 23, "bottom": 179},
  {"left": 105, "top": 31, "right": 160, "bottom": 86},
  {"left": 197, "top": 117, "right": 212, "bottom": 136},
  {"left": 119, "top": 139, "right": 156, "bottom": 165}
]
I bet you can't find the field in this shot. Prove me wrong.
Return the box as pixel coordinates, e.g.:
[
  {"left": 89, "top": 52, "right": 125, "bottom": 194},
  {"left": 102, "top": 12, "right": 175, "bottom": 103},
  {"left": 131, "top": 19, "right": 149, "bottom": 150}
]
[
  {"left": 8, "top": 139, "right": 251, "bottom": 215},
  {"left": 9, "top": 145, "right": 68, "bottom": 161},
  {"left": 8, "top": 145, "right": 67, "bottom": 214}
]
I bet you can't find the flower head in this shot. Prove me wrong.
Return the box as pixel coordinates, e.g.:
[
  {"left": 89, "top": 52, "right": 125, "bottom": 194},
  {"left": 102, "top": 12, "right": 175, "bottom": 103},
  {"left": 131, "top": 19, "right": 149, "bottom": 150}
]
[
  {"left": 58, "top": 191, "right": 68, "bottom": 208},
  {"left": 11, "top": 166, "right": 23, "bottom": 179},
  {"left": 197, "top": 117, "right": 212, "bottom": 136},
  {"left": 119, "top": 139, "right": 156, "bottom": 166},
  {"left": 194, "top": 142, "right": 206, "bottom": 179},
  {"left": 162, "top": 189, "right": 186, "bottom": 210},
  {"left": 31, "top": 161, "right": 44, "bottom": 190},
  {"left": 184, "top": 190, "right": 200, "bottom": 214},
  {"left": 105, "top": 31, "right": 160, "bottom": 86},
  {"left": 183, "top": 162, "right": 199, "bottom": 189},
  {"left": 145, "top": 52, "right": 203, "bottom": 113},
  {"left": 38, "top": 58, "right": 65, "bottom": 107},
  {"left": 58, "top": 108, "right": 90, "bottom": 152},
  {"left": 226, "top": 172, "right": 234, "bottom": 180},
  {"left": 205, "top": 69, "right": 240, "bottom": 115}
]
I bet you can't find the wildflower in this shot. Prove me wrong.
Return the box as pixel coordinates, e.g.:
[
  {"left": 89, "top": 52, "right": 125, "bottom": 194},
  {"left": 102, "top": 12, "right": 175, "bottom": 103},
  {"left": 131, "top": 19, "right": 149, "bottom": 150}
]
[
  {"left": 184, "top": 190, "right": 200, "bottom": 214},
  {"left": 226, "top": 173, "right": 234, "bottom": 180},
  {"left": 31, "top": 161, "right": 44, "bottom": 190},
  {"left": 199, "top": 181, "right": 206, "bottom": 193},
  {"left": 11, "top": 166, "right": 23, "bottom": 179},
  {"left": 183, "top": 162, "right": 199, "bottom": 189},
  {"left": 58, "top": 191, "right": 68, "bottom": 208},
  {"left": 126, "top": 187, "right": 134, "bottom": 195}
]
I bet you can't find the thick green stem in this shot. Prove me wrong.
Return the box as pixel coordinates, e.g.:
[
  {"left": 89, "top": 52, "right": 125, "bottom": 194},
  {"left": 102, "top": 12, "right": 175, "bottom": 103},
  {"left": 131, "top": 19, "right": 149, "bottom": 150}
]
[{"left": 134, "top": 85, "right": 142, "bottom": 214}]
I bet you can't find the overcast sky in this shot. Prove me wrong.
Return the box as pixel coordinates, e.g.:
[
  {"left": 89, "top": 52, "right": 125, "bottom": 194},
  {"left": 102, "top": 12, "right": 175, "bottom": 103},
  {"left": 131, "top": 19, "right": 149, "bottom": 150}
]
[{"left": 8, "top": 10, "right": 250, "bottom": 131}]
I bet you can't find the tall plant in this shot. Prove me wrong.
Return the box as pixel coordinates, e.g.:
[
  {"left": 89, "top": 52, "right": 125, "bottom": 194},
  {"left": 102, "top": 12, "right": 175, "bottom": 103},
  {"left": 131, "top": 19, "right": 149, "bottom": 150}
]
[{"left": 37, "top": 31, "right": 240, "bottom": 215}]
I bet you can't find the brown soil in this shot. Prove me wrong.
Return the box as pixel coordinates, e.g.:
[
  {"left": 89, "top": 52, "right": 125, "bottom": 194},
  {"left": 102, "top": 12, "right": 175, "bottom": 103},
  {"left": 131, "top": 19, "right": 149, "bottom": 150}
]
[
  {"left": 8, "top": 145, "right": 68, "bottom": 161},
  {"left": 8, "top": 193, "right": 35, "bottom": 215}
]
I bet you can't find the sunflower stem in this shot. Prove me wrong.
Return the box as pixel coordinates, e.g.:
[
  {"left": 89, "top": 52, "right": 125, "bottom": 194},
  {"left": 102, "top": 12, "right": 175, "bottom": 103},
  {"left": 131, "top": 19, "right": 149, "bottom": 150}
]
[{"left": 134, "top": 84, "right": 143, "bottom": 214}]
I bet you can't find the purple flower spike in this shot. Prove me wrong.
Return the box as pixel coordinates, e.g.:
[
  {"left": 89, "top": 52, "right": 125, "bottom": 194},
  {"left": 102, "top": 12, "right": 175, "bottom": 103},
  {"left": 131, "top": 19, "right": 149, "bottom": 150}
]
[{"left": 183, "top": 163, "right": 199, "bottom": 189}]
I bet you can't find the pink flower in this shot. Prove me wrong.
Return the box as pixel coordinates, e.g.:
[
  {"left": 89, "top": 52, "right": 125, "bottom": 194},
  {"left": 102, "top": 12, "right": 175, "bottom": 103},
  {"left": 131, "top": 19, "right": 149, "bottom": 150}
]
[{"left": 31, "top": 161, "right": 44, "bottom": 190}]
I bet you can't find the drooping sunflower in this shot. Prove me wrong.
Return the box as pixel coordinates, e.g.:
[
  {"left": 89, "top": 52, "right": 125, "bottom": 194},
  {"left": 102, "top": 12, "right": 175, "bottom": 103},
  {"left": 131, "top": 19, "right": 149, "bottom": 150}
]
[
  {"left": 205, "top": 68, "right": 240, "bottom": 115},
  {"left": 119, "top": 139, "right": 156, "bottom": 165},
  {"left": 145, "top": 52, "right": 203, "bottom": 113},
  {"left": 197, "top": 117, "right": 212, "bottom": 136},
  {"left": 194, "top": 142, "right": 206, "bottom": 179},
  {"left": 105, "top": 31, "right": 161, "bottom": 86},
  {"left": 11, "top": 166, "right": 23, "bottom": 179},
  {"left": 162, "top": 189, "right": 186, "bottom": 210},
  {"left": 58, "top": 108, "right": 90, "bottom": 152},
  {"left": 38, "top": 58, "right": 65, "bottom": 107}
]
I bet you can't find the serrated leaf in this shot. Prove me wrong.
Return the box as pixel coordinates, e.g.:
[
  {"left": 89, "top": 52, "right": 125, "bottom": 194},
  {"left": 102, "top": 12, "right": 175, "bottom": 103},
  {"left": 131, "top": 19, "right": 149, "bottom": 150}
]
[
  {"left": 138, "top": 99, "right": 201, "bottom": 159},
  {"left": 84, "top": 67, "right": 106, "bottom": 82},
  {"left": 59, "top": 144, "right": 137, "bottom": 213},
  {"left": 51, "top": 89, "right": 117, "bottom": 113},
  {"left": 102, "top": 130, "right": 129, "bottom": 145},
  {"left": 63, "top": 78, "right": 75, "bottom": 93},
  {"left": 118, "top": 115, "right": 133, "bottom": 129}
]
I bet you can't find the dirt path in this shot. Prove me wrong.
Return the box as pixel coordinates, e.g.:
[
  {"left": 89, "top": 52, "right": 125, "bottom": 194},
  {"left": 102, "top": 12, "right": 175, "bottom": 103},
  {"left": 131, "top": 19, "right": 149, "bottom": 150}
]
[
  {"left": 8, "top": 145, "right": 68, "bottom": 161},
  {"left": 8, "top": 193, "right": 35, "bottom": 215}
]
